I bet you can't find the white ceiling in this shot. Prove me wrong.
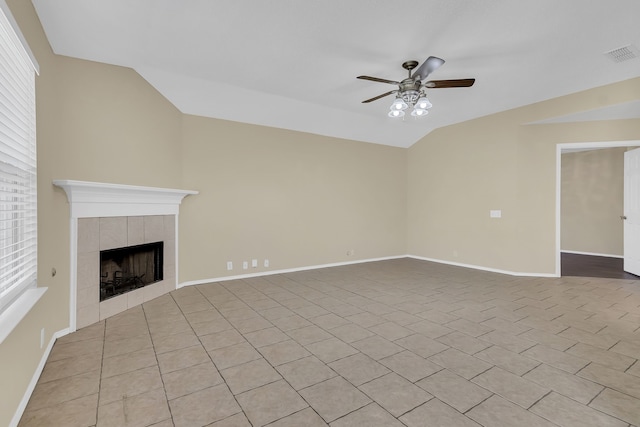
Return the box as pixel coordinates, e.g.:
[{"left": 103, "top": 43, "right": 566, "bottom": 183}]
[{"left": 31, "top": 0, "right": 640, "bottom": 148}]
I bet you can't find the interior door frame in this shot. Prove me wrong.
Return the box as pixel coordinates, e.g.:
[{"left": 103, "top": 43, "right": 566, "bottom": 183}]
[{"left": 555, "top": 140, "right": 640, "bottom": 276}]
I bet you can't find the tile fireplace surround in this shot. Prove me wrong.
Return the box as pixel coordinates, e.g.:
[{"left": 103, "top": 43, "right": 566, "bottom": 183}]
[
  {"left": 77, "top": 215, "right": 174, "bottom": 328},
  {"left": 54, "top": 180, "right": 197, "bottom": 331}
]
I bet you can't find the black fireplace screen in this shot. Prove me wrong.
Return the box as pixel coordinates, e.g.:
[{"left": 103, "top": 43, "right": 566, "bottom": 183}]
[{"left": 100, "top": 241, "right": 164, "bottom": 301}]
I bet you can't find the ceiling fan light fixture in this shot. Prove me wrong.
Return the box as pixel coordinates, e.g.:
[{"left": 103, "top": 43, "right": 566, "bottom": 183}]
[
  {"left": 400, "top": 90, "right": 420, "bottom": 104},
  {"left": 390, "top": 98, "right": 408, "bottom": 111},
  {"left": 411, "top": 108, "right": 428, "bottom": 117},
  {"left": 416, "top": 96, "right": 432, "bottom": 109},
  {"left": 388, "top": 109, "right": 405, "bottom": 118}
]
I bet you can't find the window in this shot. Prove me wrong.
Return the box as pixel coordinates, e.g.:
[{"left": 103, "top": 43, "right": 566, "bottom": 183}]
[{"left": 0, "top": 2, "right": 39, "bottom": 318}]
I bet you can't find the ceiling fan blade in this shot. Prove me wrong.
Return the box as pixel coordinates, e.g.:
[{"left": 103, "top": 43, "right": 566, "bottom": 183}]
[
  {"left": 362, "top": 91, "right": 396, "bottom": 103},
  {"left": 423, "top": 78, "right": 475, "bottom": 88},
  {"left": 412, "top": 56, "right": 445, "bottom": 81},
  {"left": 357, "top": 75, "right": 400, "bottom": 85}
]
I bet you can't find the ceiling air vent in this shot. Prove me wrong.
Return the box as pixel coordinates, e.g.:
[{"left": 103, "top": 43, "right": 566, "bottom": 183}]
[{"left": 604, "top": 44, "right": 639, "bottom": 63}]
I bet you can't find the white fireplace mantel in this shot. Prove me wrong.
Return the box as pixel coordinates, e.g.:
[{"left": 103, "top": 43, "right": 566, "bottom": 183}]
[{"left": 53, "top": 180, "right": 198, "bottom": 218}]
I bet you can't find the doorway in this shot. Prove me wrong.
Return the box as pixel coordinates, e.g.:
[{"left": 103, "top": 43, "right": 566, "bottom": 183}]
[
  {"left": 555, "top": 140, "right": 640, "bottom": 277},
  {"left": 560, "top": 252, "right": 639, "bottom": 280}
]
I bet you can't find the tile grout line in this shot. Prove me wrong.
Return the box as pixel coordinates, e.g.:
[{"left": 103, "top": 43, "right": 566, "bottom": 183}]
[
  {"left": 141, "top": 299, "right": 175, "bottom": 426},
  {"left": 198, "top": 280, "right": 343, "bottom": 425},
  {"left": 571, "top": 386, "right": 636, "bottom": 427},
  {"left": 95, "top": 321, "right": 107, "bottom": 426},
  {"left": 189, "top": 285, "right": 254, "bottom": 425}
]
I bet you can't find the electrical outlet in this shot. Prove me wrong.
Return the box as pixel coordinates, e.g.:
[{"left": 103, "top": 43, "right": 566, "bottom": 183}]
[
  {"left": 264, "top": 259, "right": 269, "bottom": 268},
  {"left": 251, "top": 259, "right": 258, "bottom": 268},
  {"left": 226, "top": 261, "right": 233, "bottom": 271},
  {"left": 242, "top": 261, "right": 248, "bottom": 270}
]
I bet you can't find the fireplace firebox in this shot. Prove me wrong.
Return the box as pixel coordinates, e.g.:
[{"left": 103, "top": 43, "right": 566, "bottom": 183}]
[{"left": 100, "top": 241, "right": 164, "bottom": 301}]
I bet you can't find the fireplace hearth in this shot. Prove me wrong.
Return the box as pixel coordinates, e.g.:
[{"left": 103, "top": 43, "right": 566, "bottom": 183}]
[{"left": 100, "top": 241, "right": 164, "bottom": 301}]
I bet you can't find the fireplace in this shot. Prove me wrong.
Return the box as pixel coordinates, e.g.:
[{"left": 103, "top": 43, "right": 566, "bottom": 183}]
[
  {"left": 100, "top": 241, "right": 164, "bottom": 301},
  {"left": 74, "top": 215, "right": 175, "bottom": 326},
  {"left": 54, "top": 179, "right": 197, "bottom": 331}
]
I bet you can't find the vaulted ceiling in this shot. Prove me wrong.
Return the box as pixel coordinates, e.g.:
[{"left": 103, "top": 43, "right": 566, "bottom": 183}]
[{"left": 32, "top": 0, "right": 640, "bottom": 147}]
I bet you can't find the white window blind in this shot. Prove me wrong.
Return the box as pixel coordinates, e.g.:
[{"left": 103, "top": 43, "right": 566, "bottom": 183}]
[{"left": 0, "top": 4, "right": 37, "bottom": 315}]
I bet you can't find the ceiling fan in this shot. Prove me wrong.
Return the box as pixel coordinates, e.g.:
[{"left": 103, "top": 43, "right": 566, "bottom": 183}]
[{"left": 357, "top": 56, "right": 475, "bottom": 117}]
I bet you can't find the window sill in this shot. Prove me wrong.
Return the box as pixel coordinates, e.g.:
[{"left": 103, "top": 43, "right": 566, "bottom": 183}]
[{"left": 0, "top": 287, "right": 47, "bottom": 345}]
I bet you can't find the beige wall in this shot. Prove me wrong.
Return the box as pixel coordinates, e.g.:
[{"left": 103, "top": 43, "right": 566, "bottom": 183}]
[
  {"left": 407, "top": 118, "right": 520, "bottom": 271},
  {"left": 408, "top": 78, "right": 640, "bottom": 274},
  {"left": 179, "top": 115, "right": 407, "bottom": 282},
  {"left": 561, "top": 148, "right": 627, "bottom": 256},
  {"left": 1, "top": 1, "right": 183, "bottom": 425}
]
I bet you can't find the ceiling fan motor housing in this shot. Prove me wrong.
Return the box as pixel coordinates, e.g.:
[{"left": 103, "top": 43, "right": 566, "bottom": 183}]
[{"left": 399, "top": 79, "right": 422, "bottom": 104}]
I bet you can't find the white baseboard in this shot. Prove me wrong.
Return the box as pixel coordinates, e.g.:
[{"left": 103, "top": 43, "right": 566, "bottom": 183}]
[
  {"left": 10, "top": 327, "right": 70, "bottom": 427},
  {"left": 561, "top": 250, "right": 623, "bottom": 259},
  {"left": 406, "top": 255, "right": 559, "bottom": 278},
  {"left": 179, "top": 254, "right": 559, "bottom": 288},
  {"left": 178, "top": 255, "right": 407, "bottom": 288}
]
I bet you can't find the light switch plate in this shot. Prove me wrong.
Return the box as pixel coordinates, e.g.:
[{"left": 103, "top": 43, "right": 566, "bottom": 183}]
[{"left": 490, "top": 210, "right": 502, "bottom": 218}]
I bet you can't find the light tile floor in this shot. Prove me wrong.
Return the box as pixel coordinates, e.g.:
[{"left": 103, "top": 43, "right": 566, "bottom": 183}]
[{"left": 18, "top": 258, "right": 640, "bottom": 426}]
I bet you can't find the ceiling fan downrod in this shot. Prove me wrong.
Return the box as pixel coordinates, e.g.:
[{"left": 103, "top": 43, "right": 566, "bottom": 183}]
[{"left": 402, "top": 60, "right": 419, "bottom": 78}]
